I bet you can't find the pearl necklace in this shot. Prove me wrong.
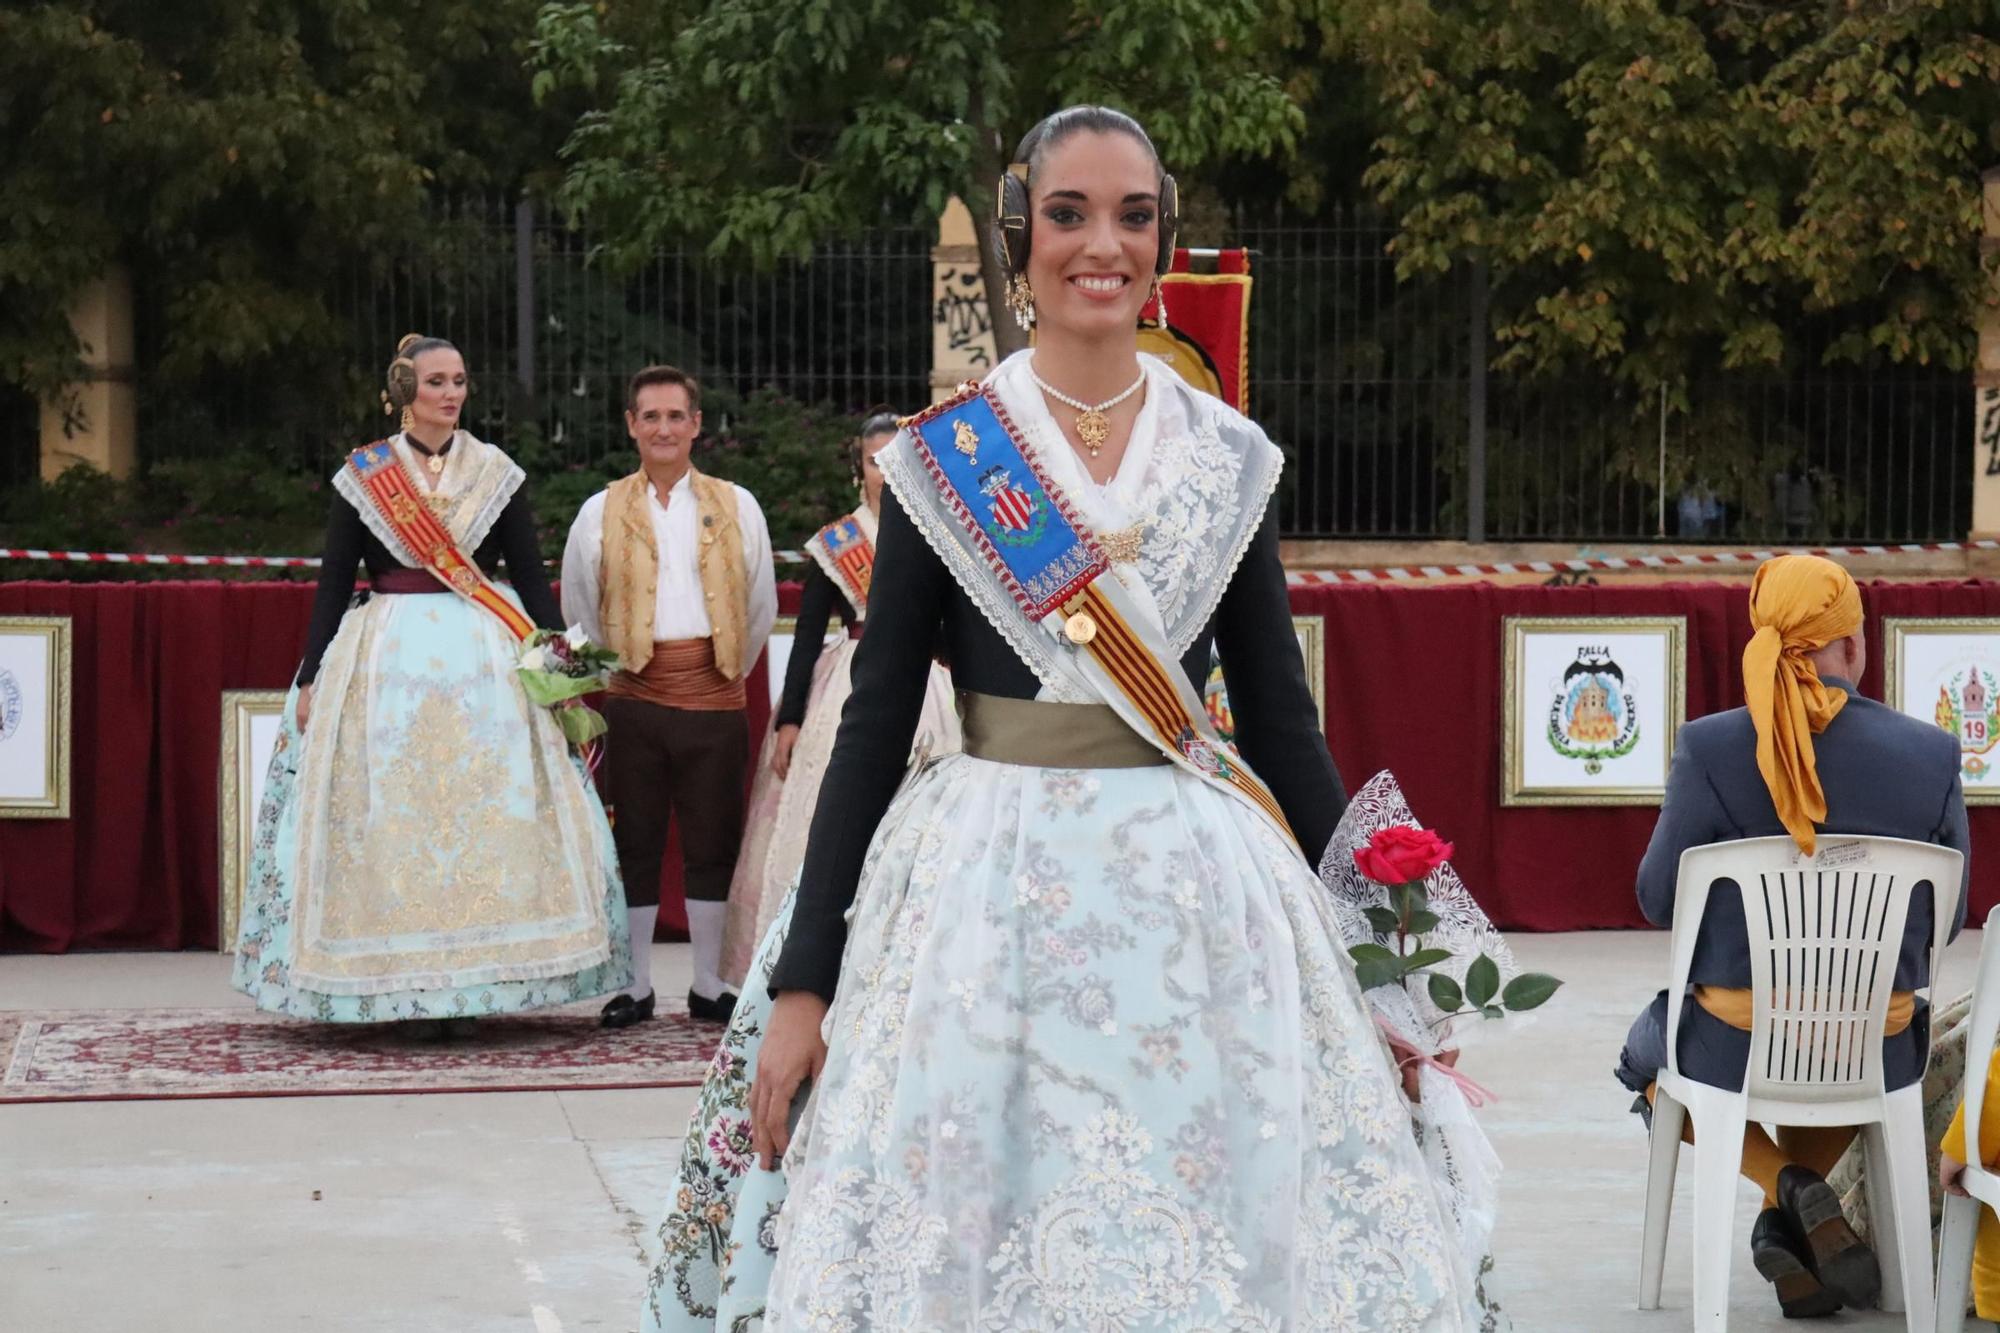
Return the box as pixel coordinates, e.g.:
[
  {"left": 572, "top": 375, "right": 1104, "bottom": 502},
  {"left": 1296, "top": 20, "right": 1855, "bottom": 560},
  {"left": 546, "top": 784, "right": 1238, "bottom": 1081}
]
[{"left": 1028, "top": 364, "right": 1146, "bottom": 457}]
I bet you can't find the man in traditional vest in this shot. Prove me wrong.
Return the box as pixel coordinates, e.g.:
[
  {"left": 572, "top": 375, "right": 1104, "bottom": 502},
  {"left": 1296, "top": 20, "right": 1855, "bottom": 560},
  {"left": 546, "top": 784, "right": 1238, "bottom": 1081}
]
[{"left": 561, "top": 365, "right": 776, "bottom": 1028}]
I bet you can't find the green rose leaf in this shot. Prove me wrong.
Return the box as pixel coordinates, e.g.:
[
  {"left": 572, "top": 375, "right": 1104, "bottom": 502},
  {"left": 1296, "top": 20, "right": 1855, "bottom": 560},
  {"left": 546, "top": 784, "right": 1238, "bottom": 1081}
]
[
  {"left": 1466, "top": 954, "right": 1500, "bottom": 1008},
  {"left": 1350, "top": 942, "right": 1399, "bottom": 964},
  {"left": 1364, "top": 906, "right": 1403, "bottom": 935},
  {"left": 1402, "top": 947, "right": 1453, "bottom": 972},
  {"left": 1353, "top": 956, "right": 1403, "bottom": 992},
  {"left": 1405, "top": 909, "right": 1442, "bottom": 935},
  {"left": 1502, "top": 973, "right": 1564, "bottom": 1011},
  {"left": 1428, "top": 972, "right": 1465, "bottom": 1013}
]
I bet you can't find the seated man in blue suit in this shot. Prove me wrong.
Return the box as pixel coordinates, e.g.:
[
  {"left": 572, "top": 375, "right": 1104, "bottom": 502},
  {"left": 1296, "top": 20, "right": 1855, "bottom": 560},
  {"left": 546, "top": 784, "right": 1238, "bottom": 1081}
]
[{"left": 1615, "top": 554, "right": 1969, "bottom": 1318}]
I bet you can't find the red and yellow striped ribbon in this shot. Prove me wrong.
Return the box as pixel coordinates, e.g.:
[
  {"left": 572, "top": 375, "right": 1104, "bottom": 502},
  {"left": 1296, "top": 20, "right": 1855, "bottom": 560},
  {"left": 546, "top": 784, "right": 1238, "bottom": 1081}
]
[
  {"left": 1072, "top": 582, "right": 1295, "bottom": 843},
  {"left": 349, "top": 448, "right": 536, "bottom": 642}
]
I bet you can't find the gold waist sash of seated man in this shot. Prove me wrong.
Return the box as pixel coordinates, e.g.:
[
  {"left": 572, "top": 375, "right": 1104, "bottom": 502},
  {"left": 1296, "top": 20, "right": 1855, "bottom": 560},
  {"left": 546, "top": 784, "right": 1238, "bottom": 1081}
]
[
  {"left": 607, "top": 638, "right": 746, "bottom": 712},
  {"left": 1693, "top": 985, "right": 1916, "bottom": 1036}
]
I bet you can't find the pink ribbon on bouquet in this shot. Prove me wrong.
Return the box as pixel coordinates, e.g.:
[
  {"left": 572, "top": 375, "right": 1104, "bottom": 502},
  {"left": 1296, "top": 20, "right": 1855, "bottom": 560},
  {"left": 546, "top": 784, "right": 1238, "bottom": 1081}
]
[{"left": 1376, "top": 1014, "right": 1498, "bottom": 1109}]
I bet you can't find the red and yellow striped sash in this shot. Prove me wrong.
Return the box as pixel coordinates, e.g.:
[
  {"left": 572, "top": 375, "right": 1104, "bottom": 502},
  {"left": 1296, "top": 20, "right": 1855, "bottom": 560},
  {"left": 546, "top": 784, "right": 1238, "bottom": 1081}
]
[{"left": 345, "top": 441, "right": 535, "bottom": 642}]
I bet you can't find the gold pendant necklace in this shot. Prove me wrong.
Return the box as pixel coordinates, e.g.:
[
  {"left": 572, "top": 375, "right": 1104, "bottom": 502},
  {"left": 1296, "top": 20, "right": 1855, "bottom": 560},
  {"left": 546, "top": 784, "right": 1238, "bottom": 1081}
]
[
  {"left": 1028, "top": 364, "right": 1147, "bottom": 459},
  {"left": 407, "top": 431, "right": 451, "bottom": 477}
]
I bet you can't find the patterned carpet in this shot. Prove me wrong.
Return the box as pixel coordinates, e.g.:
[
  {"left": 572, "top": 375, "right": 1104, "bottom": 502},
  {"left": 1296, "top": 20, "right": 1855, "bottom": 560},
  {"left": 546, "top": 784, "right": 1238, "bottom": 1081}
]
[{"left": 0, "top": 1004, "right": 721, "bottom": 1103}]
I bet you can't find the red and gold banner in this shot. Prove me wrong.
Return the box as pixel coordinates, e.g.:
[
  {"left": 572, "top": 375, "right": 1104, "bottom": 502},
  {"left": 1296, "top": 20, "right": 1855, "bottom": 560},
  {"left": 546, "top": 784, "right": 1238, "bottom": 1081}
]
[{"left": 1138, "top": 249, "right": 1252, "bottom": 411}]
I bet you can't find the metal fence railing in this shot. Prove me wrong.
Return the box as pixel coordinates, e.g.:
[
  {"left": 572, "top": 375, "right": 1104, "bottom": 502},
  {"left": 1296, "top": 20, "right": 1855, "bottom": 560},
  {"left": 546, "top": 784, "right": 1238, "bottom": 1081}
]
[
  {"left": 1233, "top": 207, "right": 1972, "bottom": 544},
  {"left": 4, "top": 195, "right": 1976, "bottom": 549}
]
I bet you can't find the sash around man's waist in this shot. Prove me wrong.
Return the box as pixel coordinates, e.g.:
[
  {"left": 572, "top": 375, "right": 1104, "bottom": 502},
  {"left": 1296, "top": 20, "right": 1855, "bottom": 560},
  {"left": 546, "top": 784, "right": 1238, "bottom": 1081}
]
[{"left": 607, "top": 638, "right": 745, "bottom": 711}]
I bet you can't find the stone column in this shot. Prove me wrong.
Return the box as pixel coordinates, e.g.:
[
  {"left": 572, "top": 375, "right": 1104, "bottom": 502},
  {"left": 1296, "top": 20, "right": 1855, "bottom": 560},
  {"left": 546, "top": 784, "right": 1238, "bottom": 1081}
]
[
  {"left": 39, "top": 268, "right": 138, "bottom": 480},
  {"left": 929, "top": 198, "right": 996, "bottom": 403}
]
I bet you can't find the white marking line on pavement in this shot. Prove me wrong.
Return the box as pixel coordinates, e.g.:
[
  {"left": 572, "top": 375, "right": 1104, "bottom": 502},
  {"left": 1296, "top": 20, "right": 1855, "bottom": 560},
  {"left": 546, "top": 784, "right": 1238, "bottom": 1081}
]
[{"left": 496, "top": 1201, "right": 562, "bottom": 1331}]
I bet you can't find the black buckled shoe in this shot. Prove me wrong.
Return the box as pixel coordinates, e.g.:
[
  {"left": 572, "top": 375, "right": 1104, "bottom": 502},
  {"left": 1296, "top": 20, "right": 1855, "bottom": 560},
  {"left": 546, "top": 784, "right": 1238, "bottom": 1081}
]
[
  {"left": 1750, "top": 1205, "right": 1843, "bottom": 1318},
  {"left": 599, "top": 990, "right": 656, "bottom": 1029},
  {"left": 687, "top": 988, "right": 738, "bottom": 1025},
  {"left": 1776, "top": 1164, "right": 1881, "bottom": 1310}
]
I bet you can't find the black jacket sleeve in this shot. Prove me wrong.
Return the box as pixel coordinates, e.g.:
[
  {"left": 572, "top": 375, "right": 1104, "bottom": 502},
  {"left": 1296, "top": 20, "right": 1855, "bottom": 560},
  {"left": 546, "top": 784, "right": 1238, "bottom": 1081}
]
[
  {"left": 777, "top": 565, "right": 853, "bottom": 728},
  {"left": 768, "top": 490, "right": 948, "bottom": 1001},
  {"left": 296, "top": 495, "right": 364, "bottom": 687},
  {"left": 494, "top": 492, "right": 564, "bottom": 632},
  {"left": 1213, "top": 499, "right": 1348, "bottom": 863}
]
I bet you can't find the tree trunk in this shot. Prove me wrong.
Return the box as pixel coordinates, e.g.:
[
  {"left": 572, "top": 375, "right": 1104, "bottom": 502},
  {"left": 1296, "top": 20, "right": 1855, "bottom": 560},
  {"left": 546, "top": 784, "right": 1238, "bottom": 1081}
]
[{"left": 966, "top": 125, "right": 1028, "bottom": 362}]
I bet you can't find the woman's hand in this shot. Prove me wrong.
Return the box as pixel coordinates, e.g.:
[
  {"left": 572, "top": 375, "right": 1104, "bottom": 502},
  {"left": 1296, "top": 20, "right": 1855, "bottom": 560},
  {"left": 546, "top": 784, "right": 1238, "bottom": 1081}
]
[
  {"left": 294, "top": 683, "right": 314, "bottom": 732},
  {"left": 751, "top": 989, "right": 829, "bottom": 1170},
  {"left": 771, "top": 724, "right": 803, "bottom": 780},
  {"left": 1942, "top": 1150, "right": 1970, "bottom": 1198}
]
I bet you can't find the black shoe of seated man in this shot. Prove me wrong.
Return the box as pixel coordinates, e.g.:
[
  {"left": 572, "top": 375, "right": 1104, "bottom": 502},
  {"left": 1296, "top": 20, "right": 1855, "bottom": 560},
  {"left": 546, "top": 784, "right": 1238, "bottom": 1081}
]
[
  {"left": 599, "top": 990, "right": 656, "bottom": 1029},
  {"left": 1750, "top": 1206, "right": 1843, "bottom": 1319},
  {"left": 687, "top": 988, "right": 737, "bottom": 1025},
  {"left": 1776, "top": 1164, "right": 1881, "bottom": 1310}
]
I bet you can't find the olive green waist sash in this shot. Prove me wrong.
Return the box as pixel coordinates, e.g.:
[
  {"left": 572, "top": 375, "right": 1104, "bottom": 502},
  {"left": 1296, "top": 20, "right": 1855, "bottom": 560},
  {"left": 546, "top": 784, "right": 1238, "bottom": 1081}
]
[{"left": 958, "top": 691, "right": 1169, "bottom": 770}]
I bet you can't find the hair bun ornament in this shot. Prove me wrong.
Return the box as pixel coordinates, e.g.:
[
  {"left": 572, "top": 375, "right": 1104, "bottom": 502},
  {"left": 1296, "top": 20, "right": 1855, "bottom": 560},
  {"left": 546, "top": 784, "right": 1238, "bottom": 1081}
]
[{"left": 384, "top": 333, "right": 424, "bottom": 410}]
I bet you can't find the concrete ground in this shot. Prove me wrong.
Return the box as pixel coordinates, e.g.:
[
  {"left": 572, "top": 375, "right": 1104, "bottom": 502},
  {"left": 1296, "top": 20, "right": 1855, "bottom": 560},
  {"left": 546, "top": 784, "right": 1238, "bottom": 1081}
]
[{"left": 1, "top": 932, "right": 1991, "bottom": 1332}]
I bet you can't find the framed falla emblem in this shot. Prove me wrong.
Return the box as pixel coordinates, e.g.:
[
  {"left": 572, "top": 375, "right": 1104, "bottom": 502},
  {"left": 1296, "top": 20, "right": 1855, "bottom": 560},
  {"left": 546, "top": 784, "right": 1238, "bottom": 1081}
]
[
  {"left": 218, "top": 690, "right": 289, "bottom": 950},
  {"left": 0, "top": 616, "right": 72, "bottom": 818},
  {"left": 1882, "top": 618, "right": 2000, "bottom": 804},
  {"left": 1502, "top": 616, "right": 1687, "bottom": 805}
]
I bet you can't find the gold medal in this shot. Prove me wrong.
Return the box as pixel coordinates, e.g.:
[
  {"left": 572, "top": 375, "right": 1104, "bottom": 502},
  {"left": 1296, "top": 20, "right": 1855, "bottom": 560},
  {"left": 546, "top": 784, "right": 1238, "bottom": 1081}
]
[
  {"left": 1064, "top": 612, "right": 1098, "bottom": 646},
  {"left": 426, "top": 454, "right": 445, "bottom": 476}
]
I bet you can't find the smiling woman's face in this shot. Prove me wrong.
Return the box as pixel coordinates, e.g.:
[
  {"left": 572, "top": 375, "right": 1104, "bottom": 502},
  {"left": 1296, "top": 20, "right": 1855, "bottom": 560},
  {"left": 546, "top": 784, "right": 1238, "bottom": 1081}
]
[{"left": 1024, "top": 130, "right": 1161, "bottom": 340}]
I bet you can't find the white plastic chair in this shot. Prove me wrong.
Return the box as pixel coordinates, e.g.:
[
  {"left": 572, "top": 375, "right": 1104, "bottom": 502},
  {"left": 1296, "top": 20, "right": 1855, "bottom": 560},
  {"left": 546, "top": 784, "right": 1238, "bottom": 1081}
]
[
  {"left": 1636, "top": 834, "right": 1964, "bottom": 1330},
  {"left": 1935, "top": 904, "right": 2000, "bottom": 1333}
]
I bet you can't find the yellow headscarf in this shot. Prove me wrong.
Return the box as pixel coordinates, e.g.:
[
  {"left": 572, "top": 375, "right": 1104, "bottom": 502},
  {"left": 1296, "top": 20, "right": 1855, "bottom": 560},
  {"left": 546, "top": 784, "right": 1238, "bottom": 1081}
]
[{"left": 1742, "top": 554, "right": 1864, "bottom": 854}]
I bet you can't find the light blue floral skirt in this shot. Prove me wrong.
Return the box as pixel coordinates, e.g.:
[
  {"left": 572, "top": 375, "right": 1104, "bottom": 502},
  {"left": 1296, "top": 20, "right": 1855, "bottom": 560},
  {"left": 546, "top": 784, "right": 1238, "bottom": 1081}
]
[
  {"left": 645, "top": 752, "right": 1483, "bottom": 1330},
  {"left": 231, "top": 591, "right": 629, "bottom": 1021}
]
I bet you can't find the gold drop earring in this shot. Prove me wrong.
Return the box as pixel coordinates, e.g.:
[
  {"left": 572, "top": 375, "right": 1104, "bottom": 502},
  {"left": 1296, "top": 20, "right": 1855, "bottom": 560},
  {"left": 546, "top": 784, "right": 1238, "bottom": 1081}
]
[
  {"left": 1151, "top": 276, "right": 1169, "bottom": 329},
  {"left": 400, "top": 405, "right": 415, "bottom": 432},
  {"left": 1006, "top": 273, "right": 1036, "bottom": 331}
]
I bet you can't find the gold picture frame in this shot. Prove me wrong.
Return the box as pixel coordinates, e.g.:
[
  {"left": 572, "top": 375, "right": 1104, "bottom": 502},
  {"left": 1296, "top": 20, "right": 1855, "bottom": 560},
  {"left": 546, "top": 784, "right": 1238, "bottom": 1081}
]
[
  {"left": 1502, "top": 615, "right": 1687, "bottom": 806},
  {"left": 0, "top": 615, "right": 73, "bottom": 819},
  {"left": 1881, "top": 617, "right": 2000, "bottom": 805},
  {"left": 1293, "top": 614, "right": 1326, "bottom": 728},
  {"left": 218, "top": 689, "right": 288, "bottom": 951}
]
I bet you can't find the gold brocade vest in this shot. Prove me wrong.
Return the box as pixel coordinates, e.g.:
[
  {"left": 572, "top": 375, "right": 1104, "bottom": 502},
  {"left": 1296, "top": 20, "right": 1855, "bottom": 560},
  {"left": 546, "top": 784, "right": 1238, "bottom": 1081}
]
[{"left": 599, "top": 469, "right": 750, "bottom": 680}]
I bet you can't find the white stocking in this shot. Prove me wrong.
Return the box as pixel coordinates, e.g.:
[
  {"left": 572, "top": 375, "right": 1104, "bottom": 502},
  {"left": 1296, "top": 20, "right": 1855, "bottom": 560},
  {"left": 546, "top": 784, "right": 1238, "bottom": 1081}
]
[
  {"left": 686, "top": 899, "right": 733, "bottom": 1000},
  {"left": 624, "top": 906, "right": 656, "bottom": 1001}
]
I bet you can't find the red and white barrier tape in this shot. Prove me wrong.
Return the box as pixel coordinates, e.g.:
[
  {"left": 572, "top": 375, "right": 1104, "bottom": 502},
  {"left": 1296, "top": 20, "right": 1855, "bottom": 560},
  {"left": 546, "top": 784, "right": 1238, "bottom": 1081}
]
[
  {"left": 1280, "top": 539, "right": 2000, "bottom": 586},
  {"left": 0, "top": 547, "right": 810, "bottom": 569},
  {"left": 0, "top": 539, "right": 1989, "bottom": 582}
]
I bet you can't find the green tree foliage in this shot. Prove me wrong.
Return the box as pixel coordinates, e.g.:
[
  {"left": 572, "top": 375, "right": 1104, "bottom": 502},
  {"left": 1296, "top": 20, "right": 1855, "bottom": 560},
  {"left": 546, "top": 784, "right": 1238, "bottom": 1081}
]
[
  {"left": 531, "top": 0, "right": 1305, "bottom": 357},
  {"left": 0, "top": 0, "right": 565, "bottom": 402},
  {"left": 1328, "top": 0, "right": 2000, "bottom": 390}
]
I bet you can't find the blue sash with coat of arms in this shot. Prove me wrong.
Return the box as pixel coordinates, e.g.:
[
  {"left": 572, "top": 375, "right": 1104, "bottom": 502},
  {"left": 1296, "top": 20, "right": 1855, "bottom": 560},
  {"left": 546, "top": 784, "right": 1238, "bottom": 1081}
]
[{"left": 900, "top": 384, "right": 1295, "bottom": 845}]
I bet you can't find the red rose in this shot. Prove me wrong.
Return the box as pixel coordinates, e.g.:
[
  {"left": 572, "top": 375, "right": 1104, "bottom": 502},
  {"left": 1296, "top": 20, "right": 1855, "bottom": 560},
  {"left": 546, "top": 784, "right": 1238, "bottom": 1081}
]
[{"left": 1353, "top": 825, "right": 1454, "bottom": 887}]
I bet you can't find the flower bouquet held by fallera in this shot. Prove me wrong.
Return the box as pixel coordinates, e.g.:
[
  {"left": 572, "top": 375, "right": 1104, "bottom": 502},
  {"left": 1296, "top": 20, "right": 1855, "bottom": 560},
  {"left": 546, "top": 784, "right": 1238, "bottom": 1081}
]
[
  {"left": 1319, "top": 772, "right": 1563, "bottom": 1327},
  {"left": 516, "top": 625, "right": 619, "bottom": 753}
]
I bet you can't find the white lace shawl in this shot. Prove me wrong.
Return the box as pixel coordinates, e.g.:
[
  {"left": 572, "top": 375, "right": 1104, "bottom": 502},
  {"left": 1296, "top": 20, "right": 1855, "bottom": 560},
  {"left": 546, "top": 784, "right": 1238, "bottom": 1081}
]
[
  {"left": 331, "top": 430, "right": 524, "bottom": 567},
  {"left": 879, "top": 350, "right": 1282, "bottom": 701}
]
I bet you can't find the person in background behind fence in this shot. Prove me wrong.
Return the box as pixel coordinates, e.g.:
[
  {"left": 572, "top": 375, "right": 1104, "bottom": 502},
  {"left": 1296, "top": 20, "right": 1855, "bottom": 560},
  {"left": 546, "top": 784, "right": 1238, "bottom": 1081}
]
[
  {"left": 561, "top": 364, "right": 776, "bottom": 1029},
  {"left": 232, "top": 333, "right": 631, "bottom": 1033}
]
